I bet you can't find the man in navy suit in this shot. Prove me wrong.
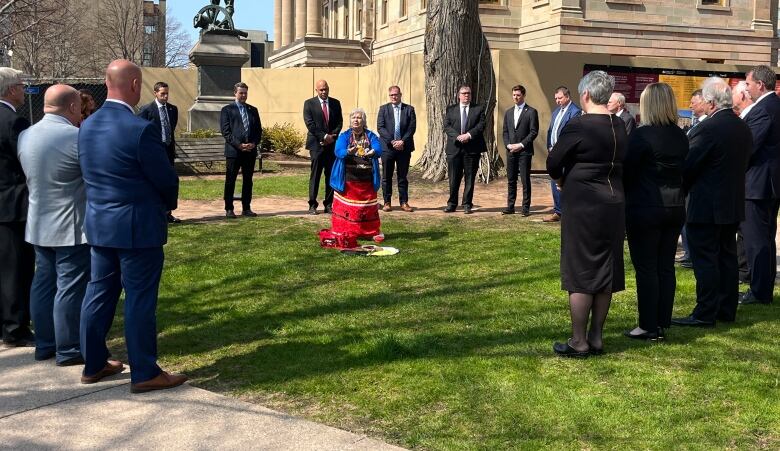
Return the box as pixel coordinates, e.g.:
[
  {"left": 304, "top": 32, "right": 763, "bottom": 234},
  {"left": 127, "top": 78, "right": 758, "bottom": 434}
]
[
  {"left": 137, "top": 81, "right": 180, "bottom": 223},
  {"left": 377, "top": 85, "right": 416, "bottom": 212},
  {"left": 740, "top": 65, "right": 780, "bottom": 305},
  {"left": 221, "top": 82, "right": 262, "bottom": 218},
  {"left": 79, "top": 60, "right": 186, "bottom": 393},
  {"left": 0, "top": 67, "right": 34, "bottom": 347},
  {"left": 501, "top": 84, "right": 539, "bottom": 216},
  {"left": 303, "top": 80, "right": 343, "bottom": 215},
  {"left": 545, "top": 86, "right": 581, "bottom": 222},
  {"left": 443, "top": 85, "right": 487, "bottom": 215}
]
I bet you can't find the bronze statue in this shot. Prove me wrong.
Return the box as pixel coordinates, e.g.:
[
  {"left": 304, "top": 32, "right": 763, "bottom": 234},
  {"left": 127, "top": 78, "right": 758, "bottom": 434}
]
[{"left": 195, "top": 0, "right": 246, "bottom": 36}]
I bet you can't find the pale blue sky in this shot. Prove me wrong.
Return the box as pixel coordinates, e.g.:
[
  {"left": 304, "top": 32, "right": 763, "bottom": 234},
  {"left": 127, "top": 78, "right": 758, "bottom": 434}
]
[{"left": 167, "top": 0, "right": 275, "bottom": 45}]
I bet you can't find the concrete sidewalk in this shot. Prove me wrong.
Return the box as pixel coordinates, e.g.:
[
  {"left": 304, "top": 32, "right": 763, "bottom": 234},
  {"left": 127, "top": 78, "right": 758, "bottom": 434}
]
[{"left": 0, "top": 347, "right": 405, "bottom": 450}]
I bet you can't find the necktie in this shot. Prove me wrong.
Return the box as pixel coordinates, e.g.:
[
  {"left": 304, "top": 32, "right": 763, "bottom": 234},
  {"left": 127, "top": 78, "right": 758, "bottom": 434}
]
[
  {"left": 159, "top": 105, "right": 171, "bottom": 145},
  {"left": 515, "top": 105, "right": 522, "bottom": 128},
  {"left": 461, "top": 106, "right": 468, "bottom": 134},
  {"left": 239, "top": 104, "right": 249, "bottom": 138},
  {"left": 322, "top": 101, "right": 329, "bottom": 126},
  {"left": 394, "top": 105, "right": 401, "bottom": 140},
  {"left": 551, "top": 107, "right": 565, "bottom": 146}
]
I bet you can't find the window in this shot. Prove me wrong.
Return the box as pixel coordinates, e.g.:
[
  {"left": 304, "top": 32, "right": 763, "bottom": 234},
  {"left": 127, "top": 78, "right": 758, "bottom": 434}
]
[
  {"left": 323, "top": 1, "right": 330, "bottom": 38},
  {"left": 357, "top": 0, "right": 363, "bottom": 34},
  {"left": 479, "top": 0, "right": 500, "bottom": 4},
  {"left": 420, "top": 0, "right": 426, "bottom": 10},
  {"left": 701, "top": 0, "right": 725, "bottom": 4},
  {"left": 400, "top": 0, "right": 407, "bottom": 17},
  {"left": 344, "top": 0, "right": 349, "bottom": 37},
  {"left": 381, "top": 0, "right": 388, "bottom": 25},
  {"left": 333, "top": 0, "right": 339, "bottom": 38}
]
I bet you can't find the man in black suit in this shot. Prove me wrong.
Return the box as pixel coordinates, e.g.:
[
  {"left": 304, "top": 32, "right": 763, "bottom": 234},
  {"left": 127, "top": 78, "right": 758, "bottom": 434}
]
[
  {"left": 138, "top": 81, "right": 180, "bottom": 223},
  {"left": 377, "top": 85, "right": 416, "bottom": 212},
  {"left": 443, "top": 85, "right": 487, "bottom": 214},
  {"left": 740, "top": 65, "right": 780, "bottom": 305},
  {"left": 220, "top": 82, "right": 262, "bottom": 218},
  {"left": 303, "top": 79, "right": 343, "bottom": 215},
  {"left": 672, "top": 78, "right": 752, "bottom": 327},
  {"left": 0, "top": 67, "right": 35, "bottom": 346},
  {"left": 607, "top": 92, "right": 636, "bottom": 135},
  {"left": 501, "top": 84, "right": 539, "bottom": 216}
]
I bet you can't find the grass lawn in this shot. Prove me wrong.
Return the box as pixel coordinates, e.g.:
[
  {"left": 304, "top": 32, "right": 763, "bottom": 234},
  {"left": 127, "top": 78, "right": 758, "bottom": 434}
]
[{"left": 109, "top": 216, "right": 779, "bottom": 449}]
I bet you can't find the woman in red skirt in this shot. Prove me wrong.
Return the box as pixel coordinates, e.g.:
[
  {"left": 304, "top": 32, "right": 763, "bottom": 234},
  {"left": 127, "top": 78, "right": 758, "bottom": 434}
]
[{"left": 330, "top": 108, "right": 384, "bottom": 241}]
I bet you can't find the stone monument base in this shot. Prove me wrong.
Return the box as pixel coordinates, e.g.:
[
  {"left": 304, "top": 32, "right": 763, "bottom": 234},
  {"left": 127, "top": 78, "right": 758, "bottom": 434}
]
[{"left": 188, "top": 32, "right": 250, "bottom": 132}]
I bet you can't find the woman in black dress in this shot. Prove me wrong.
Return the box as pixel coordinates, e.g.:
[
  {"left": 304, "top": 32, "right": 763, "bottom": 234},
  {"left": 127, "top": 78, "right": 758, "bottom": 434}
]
[
  {"left": 623, "top": 83, "right": 689, "bottom": 340},
  {"left": 547, "top": 70, "right": 628, "bottom": 357}
]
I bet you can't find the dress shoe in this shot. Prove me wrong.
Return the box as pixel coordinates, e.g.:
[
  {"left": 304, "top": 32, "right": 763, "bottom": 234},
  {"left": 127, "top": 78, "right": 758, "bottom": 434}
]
[
  {"left": 400, "top": 203, "right": 414, "bottom": 212},
  {"left": 241, "top": 209, "right": 258, "bottom": 217},
  {"left": 35, "top": 349, "right": 56, "bottom": 361},
  {"left": 130, "top": 371, "right": 188, "bottom": 394},
  {"left": 589, "top": 347, "right": 604, "bottom": 356},
  {"left": 501, "top": 208, "right": 515, "bottom": 215},
  {"left": 463, "top": 206, "right": 473, "bottom": 215},
  {"left": 739, "top": 290, "right": 771, "bottom": 305},
  {"left": 225, "top": 209, "right": 237, "bottom": 219},
  {"left": 382, "top": 202, "right": 392, "bottom": 212},
  {"left": 552, "top": 340, "right": 590, "bottom": 358},
  {"left": 167, "top": 213, "right": 181, "bottom": 223},
  {"left": 443, "top": 205, "right": 456, "bottom": 213},
  {"left": 715, "top": 314, "right": 735, "bottom": 323},
  {"left": 57, "top": 356, "right": 85, "bottom": 367},
  {"left": 81, "top": 360, "right": 124, "bottom": 384},
  {"left": 542, "top": 212, "right": 561, "bottom": 223},
  {"left": 623, "top": 328, "right": 661, "bottom": 340},
  {"left": 670, "top": 315, "right": 714, "bottom": 327},
  {"left": 521, "top": 209, "right": 530, "bottom": 217},
  {"left": 3, "top": 332, "right": 35, "bottom": 348},
  {"left": 308, "top": 207, "right": 318, "bottom": 215},
  {"left": 678, "top": 259, "right": 693, "bottom": 269},
  {"left": 324, "top": 206, "right": 333, "bottom": 214}
]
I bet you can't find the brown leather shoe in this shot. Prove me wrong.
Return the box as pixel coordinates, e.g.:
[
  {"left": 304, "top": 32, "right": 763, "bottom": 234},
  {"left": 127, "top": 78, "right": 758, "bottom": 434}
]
[
  {"left": 400, "top": 203, "right": 414, "bottom": 212},
  {"left": 130, "top": 371, "right": 188, "bottom": 394},
  {"left": 542, "top": 213, "right": 561, "bottom": 223},
  {"left": 382, "top": 202, "right": 392, "bottom": 212},
  {"left": 80, "top": 360, "right": 125, "bottom": 384}
]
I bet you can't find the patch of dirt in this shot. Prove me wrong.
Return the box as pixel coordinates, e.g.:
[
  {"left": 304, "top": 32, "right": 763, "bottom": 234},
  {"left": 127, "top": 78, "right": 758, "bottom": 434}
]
[{"left": 175, "top": 174, "right": 557, "bottom": 223}]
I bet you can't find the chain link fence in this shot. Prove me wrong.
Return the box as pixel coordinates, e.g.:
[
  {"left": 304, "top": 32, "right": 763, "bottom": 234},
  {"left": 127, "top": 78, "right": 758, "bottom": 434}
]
[{"left": 19, "top": 78, "right": 107, "bottom": 124}]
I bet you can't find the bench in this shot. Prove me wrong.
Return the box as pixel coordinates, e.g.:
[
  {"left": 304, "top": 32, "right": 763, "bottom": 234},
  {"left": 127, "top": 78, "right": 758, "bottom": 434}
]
[{"left": 174, "top": 137, "right": 225, "bottom": 169}]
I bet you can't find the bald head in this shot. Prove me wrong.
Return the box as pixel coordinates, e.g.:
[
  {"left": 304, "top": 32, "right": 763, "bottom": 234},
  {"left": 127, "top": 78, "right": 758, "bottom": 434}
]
[
  {"left": 44, "top": 84, "right": 82, "bottom": 126},
  {"left": 315, "top": 80, "right": 329, "bottom": 100},
  {"left": 105, "top": 59, "right": 142, "bottom": 106}
]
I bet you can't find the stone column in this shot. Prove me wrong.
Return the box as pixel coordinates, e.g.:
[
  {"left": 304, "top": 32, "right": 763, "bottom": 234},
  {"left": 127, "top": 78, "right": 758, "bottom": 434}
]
[
  {"left": 282, "top": 0, "right": 294, "bottom": 46},
  {"left": 295, "top": 0, "right": 307, "bottom": 40},
  {"left": 752, "top": 0, "right": 773, "bottom": 31},
  {"left": 306, "top": 0, "right": 322, "bottom": 37},
  {"left": 274, "top": 0, "right": 282, "bottom": 49}
]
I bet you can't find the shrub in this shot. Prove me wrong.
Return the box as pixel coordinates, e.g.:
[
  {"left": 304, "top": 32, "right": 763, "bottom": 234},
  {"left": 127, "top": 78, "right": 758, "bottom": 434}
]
[
  {"left": 261, "top": 122, "right": 305, "bottom": 155},
  {"left": 183, "top": 129, "right": 221, "bottom": 139}
]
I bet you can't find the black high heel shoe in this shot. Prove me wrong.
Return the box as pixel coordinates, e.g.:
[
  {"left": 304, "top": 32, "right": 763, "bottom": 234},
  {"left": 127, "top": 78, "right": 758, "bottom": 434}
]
[{"left": 552, "top": 340, "right": 590, "bottom": 358}]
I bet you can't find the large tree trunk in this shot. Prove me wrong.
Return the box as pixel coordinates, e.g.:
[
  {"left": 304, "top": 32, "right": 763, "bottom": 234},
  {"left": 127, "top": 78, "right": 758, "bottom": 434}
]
[{"left": 418, "top": 0, "right": 499, "bottom": 183}]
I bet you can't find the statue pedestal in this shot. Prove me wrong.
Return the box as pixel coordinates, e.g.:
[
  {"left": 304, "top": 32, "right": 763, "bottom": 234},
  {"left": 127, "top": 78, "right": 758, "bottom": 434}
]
[{"left": 188, "top": 32, "right": 250, "bottom": 131}]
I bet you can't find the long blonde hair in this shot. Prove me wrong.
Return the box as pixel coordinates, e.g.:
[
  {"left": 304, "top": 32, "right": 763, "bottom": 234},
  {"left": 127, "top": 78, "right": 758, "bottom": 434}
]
[{"left": 639, "top": 83, "right": 678, "bottom": 126}]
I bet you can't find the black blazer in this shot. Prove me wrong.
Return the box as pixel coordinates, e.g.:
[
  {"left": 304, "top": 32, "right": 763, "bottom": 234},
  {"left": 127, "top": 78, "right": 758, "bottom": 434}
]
[
  {"left": 303, "top": 96, "right": 343, "bottom": 155},
  {"left": 624, "top": 124, "right": 689, "bottom": 208},
  {"left": 444, "top": 103, "right": 487, "bottom": 155},
  {"left": 618, "top": 110, "right": 636, "bottom": 135},
  {"left": 376, "top": 102, "right": 416, "bottom": 152},
  {"left": 0, "top": 103, "right": 30, "bottom": 222},
  {"left": 501, "top": 103, "right": 539, "bottom": 157},
  {"left": 684, "top": 109, "right": 752, "bottom": 224},
  {"left": 743, "top": 93, "right": 780, "bottom": 200},
  {"left": 220, "top": 102, "right": 262, "bottom": 159},
  {"left": 137, "top": 101, "right": 178, "bottom": 158}
]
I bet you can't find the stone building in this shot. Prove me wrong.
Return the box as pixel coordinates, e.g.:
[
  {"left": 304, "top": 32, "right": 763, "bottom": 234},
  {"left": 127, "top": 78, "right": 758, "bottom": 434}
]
[{"left": 270, "top": 0, "right": 779, "bottom": 68}]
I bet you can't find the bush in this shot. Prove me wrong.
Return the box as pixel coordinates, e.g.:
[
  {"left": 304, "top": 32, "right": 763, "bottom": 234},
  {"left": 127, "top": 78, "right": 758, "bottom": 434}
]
[
  {"left": 261, "top": 122, "right": 305, "bottom": 156},
  {"left": 183, "top": 129, "right": 221, "bottom": 139}
]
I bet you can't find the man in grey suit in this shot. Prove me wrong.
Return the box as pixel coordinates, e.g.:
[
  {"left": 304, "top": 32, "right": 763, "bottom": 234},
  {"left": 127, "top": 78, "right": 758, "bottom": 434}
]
[
  {"left": 607, "top": 92, "right": 636, "bottom": 135},
  {"left": 17, "top": 85, "right": 89, "bottom": 365}
]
